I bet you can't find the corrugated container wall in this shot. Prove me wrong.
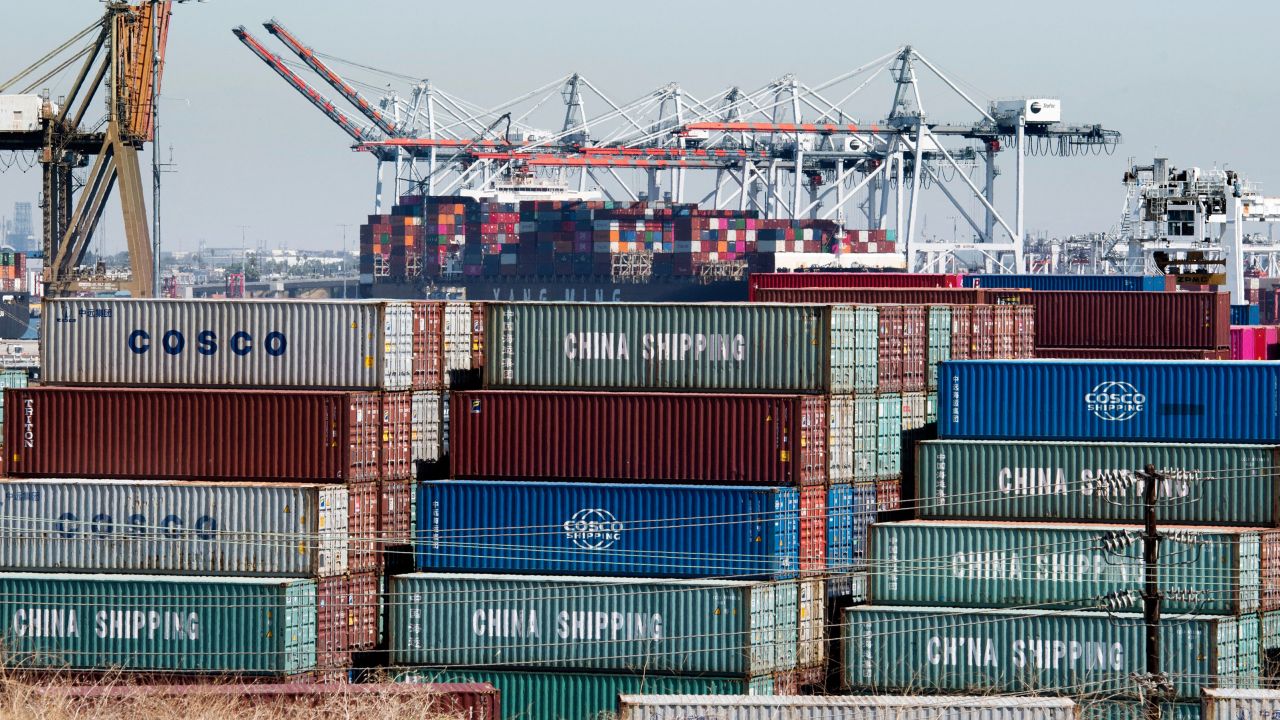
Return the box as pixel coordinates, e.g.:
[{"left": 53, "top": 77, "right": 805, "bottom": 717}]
[
  {"left": 749, "top": 272, "right": 964, "bottom": 301},
  {"left": 395, "top": 669, "right": 769, "bottom": 720},
  {"left": 1034, "top": 348, "right": 1232, "bottom": 360},
  {"left": 828, "top": 395, "right": 878, "bottom": 484},
  {"left": 1203, "top": 690, "right": 1280, "bottom": 720},
  {"left": 0, "top": 573, "right": 317, "bottom": 674},
  {"left": 869, "top": 521, "right": 1260, "bottom": 614},
  {"left": 752, "top": 287, "right": 990, "bottom": 306},
  {"left": 0, "top": 369, "right": 27, "bottom": 425},
  {"left": 483, "top": 302, "right": 864, "bottom": 393},
  {"left": 0, "top": 479, "right": 347, "bottom": 576},
  {"left": 938, "top": 360, "right": 1280, "bottom": 443},
  {"left": 411, "top": 391, "right": 446, "bottom": 464},
  {"left": 41, "top": 299, "right": 415, "bottom": 390},
  {"left": 964, "top": 274, "right": 1172, "bottom": 292},
  {"left": 914, "top": 441, "right": 1280, "bottom": 526},
  {"left": 450, "top": 391, "right": 827, "bottom": 486},
  {"left": 827, "top": 483, "right": 877, "bottom": 570},
  {"left": 387, "top": 573, "right": 798, "bottom": 676},
  {"left": 842, "top": 606, "right": 1258, "bottom": 699},
  {"left": 617, "top": 695, "right": 1079, "bottom": 720},
  {"left": 416, "top": 481, "right": 799, "bottom": 578},
  {"left": 4, "top": 387, "right": 383, "bottom": 481},
  {"left": 1030, "top": 292, "right": 1229, "bottom": 349}
]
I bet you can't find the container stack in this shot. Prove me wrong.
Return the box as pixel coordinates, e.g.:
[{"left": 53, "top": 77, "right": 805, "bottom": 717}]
[
  {"left": 841, "top": 358, "right": 1280, "bottom": 719},
  {"left": 3, "top": 298, "right": 474, "bottom": 681}
]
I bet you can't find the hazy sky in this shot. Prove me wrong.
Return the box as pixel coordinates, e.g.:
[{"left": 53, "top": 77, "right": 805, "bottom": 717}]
[{"left": 2, "top": 0, "right": 1278, "bottom": 256}]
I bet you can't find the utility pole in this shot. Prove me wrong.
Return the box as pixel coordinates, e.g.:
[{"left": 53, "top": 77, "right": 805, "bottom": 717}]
[{"left": 1141, "top": 463, "right": 1165, "bottom": 720}]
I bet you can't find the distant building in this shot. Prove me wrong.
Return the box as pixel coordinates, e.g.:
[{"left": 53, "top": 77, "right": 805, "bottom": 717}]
[{"left": 3, "top": 202, "right": 34, "bottom": 254}]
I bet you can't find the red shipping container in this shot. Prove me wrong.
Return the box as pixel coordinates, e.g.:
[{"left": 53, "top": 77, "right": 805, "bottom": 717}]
[
  {"left": 970, "top": 306, "right": 995, "bottom": 359},
  {"left": 902, "top": 306, "right": 927, "bottom": 392},
  {"left": 347, "top": 571, "right": 380, "bottom": 651},
  {"left": 315, "top": 576, "right": 352, "bottom": 669},
  {"left": 877, "top": 306, "right": 904, "bottom": 393},
  {"left": 381, "top": 392, "right": 413, "bottom": 481},
  {"left": 348, "top": 480, "right": 380, "bottom": 572},
  {"left": 451, "top": 391, "right": 828, "bottom": 486},
  {"left": 412, "top": 302, "right": 444, "bottom": 390},
  {"left": 1014, "top": 306, "right": 1036, "bottom": 359},
  {"left": 992, "top": 305, "right": 1016, "bottom": 359},
  {"left": 4, "top": 388, "right": 383, "bottom": 482},
  {"left": 1034, "top": 347, "right": 1232, "bottom": 360},
  {"left": 876, "top": 478, "right": 902, "bottom": 514},
  {"left": 799, "top": 484, "right": 827, "bottom": 575},
  {"left": 949, "top": 305, "right": 972, "bottom": 361},
  {"left": 379, "top": 478, "right": 414, "bottom": 546},
  {"left": 752, "top": 287, "right": 988, "bottom": 305},
  {"left": 1031, "top": 291, "right": 1230, "bottom": 349},
  {"left": 748, "top": 272, "right": 963, "bottom": 300}
]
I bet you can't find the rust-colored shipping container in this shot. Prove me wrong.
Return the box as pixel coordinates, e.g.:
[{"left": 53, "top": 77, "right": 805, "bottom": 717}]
[
  {"left": 1034, "top": 347, "right": 1233, "bottom": 360},
  {"left": 379, "top": 478, "right": 414, "bottom": 546},
  {"left": 748, "top": 272, "right": 963, "bottom": 301},
  {"left": 4, "top": 387, "right": 382, "bottom": 482},
  {"left": 1014, "top": 306, "right": 1036, "bottom": 358},
  {"left": 799, "top": 485, "right": 827, "bottom": 575},
  {"left": 949, "top": 305, "right": 972, "bottom": 360},
  {"left": 902, "top": 306, "right": 927, "bottom": 392},
  {"left": 347, "top": 571, "right": 380, "bottom": 650},
  {"left": 316, "top": 576, "right": 351, "bottom": 669},
  {"left": 876, "top": 306, "right": 904, "bottom": 393},
  {"left": 1031, "top": 291, "right": 1230, "bottom": 349},
  {"left": 380, "top": 392, "right": 413, "bottom": 481},
  {"left": 970, "top": 305, "right": 995, "bottom": 359},
  {"left": 992, "top": 305, "right": 1016, "bottom": 359},
  {"left": 411, "top": 302, "right": 444, "bottom": 390},
  {"left": 348, "top": 481, "right": 380, "bottom": 573},
  {"left": 451, "top": 391, "right": 828, "bottom": 486},
  {"left": 876, "top": 478, "right": 902, "bottom": 514}
]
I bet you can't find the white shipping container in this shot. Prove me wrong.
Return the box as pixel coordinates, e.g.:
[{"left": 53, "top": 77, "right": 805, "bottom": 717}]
[
  {"left": 797, "top": 578, "right": 825, "bottom": 668},
  {"left": 1203, "top": 690, "right": 1280, "bottom": 720},
  {"left": 411, "top": 390, "right": 446, "bottom": 463},
  {"left": 41, "top": 298, "right": 413, "bottom": 389},
  {"left": 443, "top": 301, "right": 473, "bottom": 387},
  {"left": 0, "top": 95, "right": 43, "bottom": 132},
  {"left": 618, "top": 695, "right": 1079, "bottom": 720},
  {"left": 0, "top": 479, "right": 347, "bottom": 577}
]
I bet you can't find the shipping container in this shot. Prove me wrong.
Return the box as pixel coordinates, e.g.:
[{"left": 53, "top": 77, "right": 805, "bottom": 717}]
[
  {"left": 1232, "top": 305, "right": 1261, "bottom": 326},
  {"left": 964, "top": 274, "right": 1171, "bottom": 292},
  {"left": 483, "top": 302, "right": 867, "bottom": 393},
  {"left": 443, "top": 302, "right": 477, "bottom": 388},
  {"left": 394, "top": 669, "right": 770, "bottom": 720},
  {"left": 347, "top": 481, "right": 380, "bottom": 573},
  {"left": 618, "top": 695, "right": 1079, "bottom": 720},
  {"left": 751, "top": 287, "right": 993, "bottom": 305},
  {"left": 797, "top": 578, "right": 825, "bottom": 669},
  {"left": 826, "top": 571, "right": 869, "bottom": 603},
  {"left": 772, "top": 666, "right": 824, "bottom": 695},
  {"left": 950, "top": 305, "right": 972, "bottom": 361},
  {"left": 842, "top": 606, "right": 1258, "bottom": 699},
  {"left": 798, "top": 485, "right": 826, "bottom": 574},
  {"left": 938, "top": 360, "right": 1280, "bottom": 443},
  {"left": 876, "top": 395, "right": 902, "bottom": 480},
  {"left": 346, "top": 571, "right": 380, "bottom": 650},
  {"left": 0, "top": 368, "right": 27, "bottom": 425},
  {"left": 1035, "top": 348, "right": 1232, "bottom": 360},
  {"left": 828, "top": 394, "right": 878, "bottom": 484},
  {"left": 1083, "top": 704, "right": 1198, "bottom": 720},
  {"left": 411, "top": 302, "right": 444, "bottom": 390},
  {"left": 415, "top": 481, "right": 799, "bottom": 578},
  {"left": 380, "top": 478, "right": 414, "bottom": 548},
  {"left": 914, "top": 440, "right": 1280, "bottom": 526},
  {"left": 411, "top": 391, "right": 446, "bottom": 464},
  {"left": 827, "top": 483, "right": 877, "bottom": 570},
  {"left": 0, "top": 479, "right": 347, "bottom": 577},
  {"left": 0, "top": 572, "right": 317, "bottom": 674},
  {"left": 749, "top": 272, "right": 964, "bottom": 301},
  {"left": 41, "top": 298, "right": 414, "bottom": 390},
  {"left": 451, "top": 391, "right": 828, "bottom": 486},
  {"left": 381, "top": 392, "right": 413, "bottom": 480},
  {"left": 1203, "top": 689, "right": 1280, "bottom": 720},
  {"left": 386, "top": 573, "right": 798, "bottom": 676},
  {"left": 869, "top": 520, "right": 1262, "bottom": 614},
  {"left": 1029, "top": 292, "right": 1229, "bottom": 349},
  {"left": 4, "top": 387, "right": 383, "bottom": 481},
  {"left": 927, "top": 306, "right": 952, "bottom": 391},
  {"left": 45, "top": 681, "right": 500, "bottom": 720}
]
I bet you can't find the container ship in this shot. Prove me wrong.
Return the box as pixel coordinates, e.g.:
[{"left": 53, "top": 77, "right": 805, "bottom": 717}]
[{"left": 359, "top": 184, "right": 899, "bottom": 302}]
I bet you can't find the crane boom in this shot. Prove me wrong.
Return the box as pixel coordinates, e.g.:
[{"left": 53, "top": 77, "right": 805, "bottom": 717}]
[
  {"left": 232, "top": 26, "right": 377, "bottom": 144},
  {"left": 263, "top": 19, "right": 402, "bottom": 137}
]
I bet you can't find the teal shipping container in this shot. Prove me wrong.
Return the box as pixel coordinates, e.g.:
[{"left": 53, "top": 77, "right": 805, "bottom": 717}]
[
  {"left": 387, "top": 573, "right": 797, "bottom": 676},
  {"left": 869, "top": 521, "right": 1261, "bottom": 614},
  {"left": 914, "top": 441, "right": 1280, "bottom": 526},
  {"left": 829, "top": 395, "right": 879, "bottom": 484},
  {"left": 0, "top": 573, "right": 315, "bottom": 673},
  {"left": 841, "top": 606, "right": 1258, "bottom": 699},
  {"left": 0, "top": 368, "right": 26, "bottom": 425},
  {"left": 877, "top": 395, "right": 903, "bottom": 480},
  {"left": 393, "top": 669, "right": 772, "bottom": 720},
  {"left": 483, "top": 302, "right": 875, "bottom": 392},
  {"left": 927, "top": 306, "right": 952, "bottom": 391}
]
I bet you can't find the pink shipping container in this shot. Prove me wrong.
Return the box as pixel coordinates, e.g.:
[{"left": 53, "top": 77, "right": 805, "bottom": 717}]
[
  {"left": 1034, "top": 347, "right": 1232, "bottom": 360},
  {"left": 451, "top": 390, "right": 828, "bottom": 486},
  {"left": 1031, "top": 291, "right": 1230, "bottom": 349},
  {"left": 748, "top": 272, "right": 963, "bottom": 300},
  {"left": 3, "top": 387, "right": 383, "bottom": 482},
  {"left": 1231, "top": 326, "right": 1268, "bottom": 360}
]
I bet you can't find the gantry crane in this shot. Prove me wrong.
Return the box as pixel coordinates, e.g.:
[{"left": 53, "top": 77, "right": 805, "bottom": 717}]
[{"left": 0, "top": 1, "right": 188, "bottom": 297}]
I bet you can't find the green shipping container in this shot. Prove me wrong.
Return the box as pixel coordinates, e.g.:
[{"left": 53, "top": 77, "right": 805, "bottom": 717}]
[
  {"left": 829, "top": 394, "right": 879, "bottom": 484},
  {"left": 869, "top": 521, "right": 1261, "bottom": 614},
  {"left": 387, "top": 573, "right": 797, "bottom": 676},
  {"left": 0, "top": 369, "right": 27, "bottom": 425},
  {"left": 483, "top": 302, "right": 875, "bottom": 392},
  {"left": 915, "top": 441, "right": 1280, "bottom": 526},
  {"left": 0, "top": 573, "right": 315, "bottom": 673},
  {"left": 842, "top": 606, "right": 1258, "bottom": 699},
  {"left": 927, "top": 305, "right": 952, "bottom": 391},
  {"left": 393, "top": 669, "right": 771, "bottom": 720},
  {"left": 877, "top": 395, "right": 903, "bottom": 480}
]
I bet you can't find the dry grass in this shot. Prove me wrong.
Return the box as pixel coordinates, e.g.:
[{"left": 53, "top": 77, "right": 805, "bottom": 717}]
[{"left": 0, "top": 671, "right": 465, "bottom": 720}]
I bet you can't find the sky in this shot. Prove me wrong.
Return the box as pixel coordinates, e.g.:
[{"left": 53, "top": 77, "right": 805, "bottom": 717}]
[{"left": 1, "top": 0, "right": 1278, "bottom": 257}]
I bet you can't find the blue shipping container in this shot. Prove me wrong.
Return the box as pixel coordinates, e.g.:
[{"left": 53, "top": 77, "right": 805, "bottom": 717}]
[
  {"left": 1232, "top": 304, "right": 1260, "bottom": 326},
  {"left": 938, "top": 360, "right": 1280, "bottom": 442},
  {"left": 827, "top": 483, "right": 876, "bottom": 571},
  {"left": 963, "top": 274, "right": 1169, "bottom": 291},
  {"left": 416, "top": 480, "right": 799, "bottom": 578}
]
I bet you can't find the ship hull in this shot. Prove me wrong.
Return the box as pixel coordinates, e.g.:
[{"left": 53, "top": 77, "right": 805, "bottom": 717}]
[{"left": 364, "top": 277, "right": 749, "bottom": 303}]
